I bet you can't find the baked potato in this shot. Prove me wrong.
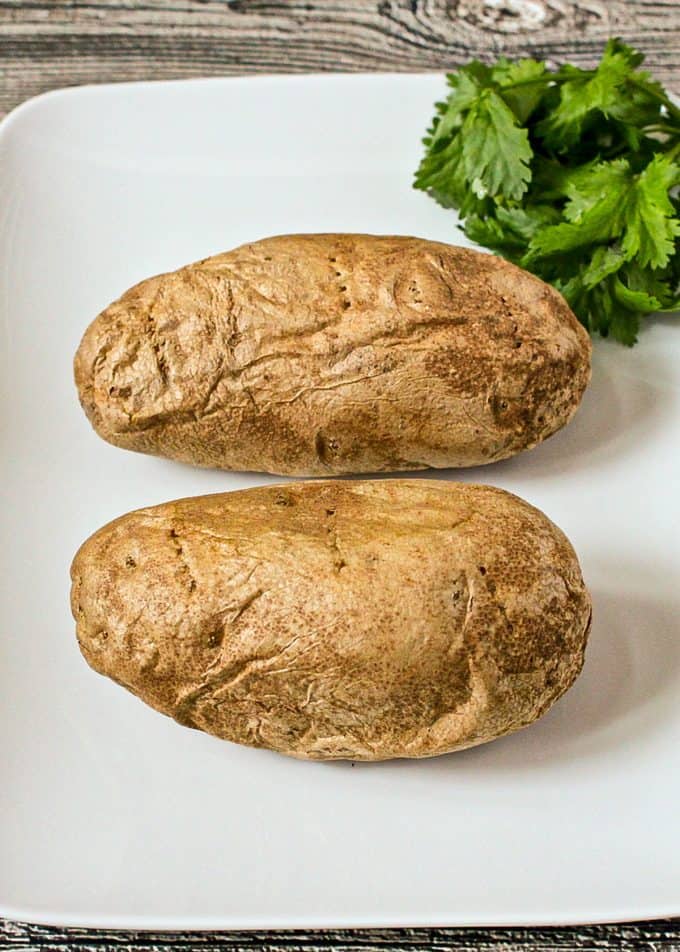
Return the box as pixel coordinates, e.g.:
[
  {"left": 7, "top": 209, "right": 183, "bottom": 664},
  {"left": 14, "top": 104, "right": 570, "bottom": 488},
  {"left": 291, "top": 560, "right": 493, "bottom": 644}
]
[
  {"left": 74, "top": 235, "right": 591, "bottom": 476},
  {"left": 71, "top": 479, "right": 592, "bottom": 761}
]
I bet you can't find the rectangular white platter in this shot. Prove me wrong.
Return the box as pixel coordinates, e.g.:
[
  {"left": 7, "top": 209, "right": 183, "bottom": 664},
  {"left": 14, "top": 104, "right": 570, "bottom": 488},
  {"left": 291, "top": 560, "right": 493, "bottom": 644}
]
[{"left": 1, "top": 73, "right": 679, "bottom": 929}]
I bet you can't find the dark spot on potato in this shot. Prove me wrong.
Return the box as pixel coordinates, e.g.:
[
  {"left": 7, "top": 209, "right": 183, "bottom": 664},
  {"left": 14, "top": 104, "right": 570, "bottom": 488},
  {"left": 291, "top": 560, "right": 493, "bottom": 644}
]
[
  {"left": 479, "top": 566, "right": 487, "bottom": 575},
  {"left": 205, "top": 618, "right": 225, "bottom": 649},
  {"left": 490, "top": 393, "right": 515, "bottom": 421},
  {"left": 125, "top": 556, "right": 136, "bottom": 568},
  {"left": 315, "top": 431, "right": 339, "bottom": 464}
]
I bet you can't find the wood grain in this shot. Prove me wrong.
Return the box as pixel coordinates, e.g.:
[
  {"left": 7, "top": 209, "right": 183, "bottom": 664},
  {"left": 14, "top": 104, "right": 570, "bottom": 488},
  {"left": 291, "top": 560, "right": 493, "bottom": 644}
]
[
  {"left": 2, "top": 920, "right": 680, "bottom": 951},
  {"left": 0, "top": 0, "right": 678, "bottom": 117},
  {"left": 1, "top": 0, "right": 680, "bottom": 948}
]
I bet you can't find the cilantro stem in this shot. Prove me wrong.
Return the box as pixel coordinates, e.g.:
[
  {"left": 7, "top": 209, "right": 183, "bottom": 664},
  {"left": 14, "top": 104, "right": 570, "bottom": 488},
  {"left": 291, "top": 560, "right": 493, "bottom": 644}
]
[
  {"left": 667, "top": 140, "right": 680, "bottom": 161},
  {"left": 643, "top": 124, "right": 680, "bottom": 136},
  {"left": 499, "top": 68, "right": 593, "bottom": 93},
  {"left": 630, "top": 77, "right": 680, "bottom": 121},
  {"left": 495, "top": 78, "right": 551, "bottom": 92}
]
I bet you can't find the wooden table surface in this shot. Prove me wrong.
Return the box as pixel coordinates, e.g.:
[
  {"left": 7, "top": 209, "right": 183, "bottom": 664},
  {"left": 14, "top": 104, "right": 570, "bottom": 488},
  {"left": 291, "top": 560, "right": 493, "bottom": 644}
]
[{"left": 1, "top": 1, "right": 679, "bottom": 949}]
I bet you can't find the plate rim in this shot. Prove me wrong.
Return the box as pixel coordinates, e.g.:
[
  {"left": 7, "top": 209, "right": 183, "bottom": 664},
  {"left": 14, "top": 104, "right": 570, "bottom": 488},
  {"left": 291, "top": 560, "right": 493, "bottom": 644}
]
[{"left": 2, "top": 900, "right": 679, "bottom": 931}]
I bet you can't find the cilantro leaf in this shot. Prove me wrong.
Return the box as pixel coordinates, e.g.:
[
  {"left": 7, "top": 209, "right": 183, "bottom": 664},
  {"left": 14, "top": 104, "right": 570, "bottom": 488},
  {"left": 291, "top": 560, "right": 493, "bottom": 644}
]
[
  {"left": 430, "top": 69, "right": 485, "bottom": 145},
  {"left": 463, "top": 214, "right": 525, "bottom": 254},
  {"left": 495, "top": 204, "right": 562, "bottom": 240},
  {"left": 537, "top": 39, "right": 646, "bottom": 150},
  {"left": 461, "top": 90, "right": 533, "bottom": 200},
  {"left": 562, "top": 159, "right": 631, "bottom": 222},
  {"left": 624, "top": 261, "right": 678, "bottom": 308},
  {"left": 582, "top": 245, "right": 626, "bottom": 288},
  {"left": 493, "top": 58, "right": 547, "bottom": 123},
  {"left": 620, "top": 155, "right": 680, "bottom": 269},
  {"left": 609, "top": 308, "right": 641, "bottom": 346},
  {"left": 525, "top": 153, "right": 680, "bottom": 273},
  {"left": 523, "top": 190, "right": 623, "bottom": 259},
  {"left": 612, "top": 276, "right": 663, "bottom": 311},
  {"left": 414, "top": 133, "right": 489, "bottom": 217}
]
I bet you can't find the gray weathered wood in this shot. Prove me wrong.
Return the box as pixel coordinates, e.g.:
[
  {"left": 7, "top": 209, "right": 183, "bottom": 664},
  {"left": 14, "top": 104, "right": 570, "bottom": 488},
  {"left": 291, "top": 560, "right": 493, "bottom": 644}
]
[
  {"left": 1, "top": 0, "right": 679, "bottom": 947},
  {"left": 0, "top": 0, "right": 678, "bottom": 117},
  {"left": 2, "top": 919, "right": 680, "bottom": 950}
]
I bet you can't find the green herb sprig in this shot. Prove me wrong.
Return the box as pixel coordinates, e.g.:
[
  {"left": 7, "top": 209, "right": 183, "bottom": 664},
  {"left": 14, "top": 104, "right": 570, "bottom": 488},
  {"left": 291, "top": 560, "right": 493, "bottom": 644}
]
[{"left": 414, "top": 40, "right": 680, "bottom": 345}]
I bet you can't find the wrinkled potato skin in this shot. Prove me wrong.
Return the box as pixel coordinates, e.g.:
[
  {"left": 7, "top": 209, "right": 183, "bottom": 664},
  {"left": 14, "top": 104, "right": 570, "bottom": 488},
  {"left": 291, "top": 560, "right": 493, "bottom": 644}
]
[
  {"left": 74, "top": 235, "right": 591, "bottom": 476},
  {"left": 71, "top": 480, "right": 592, "bottom": 761}
]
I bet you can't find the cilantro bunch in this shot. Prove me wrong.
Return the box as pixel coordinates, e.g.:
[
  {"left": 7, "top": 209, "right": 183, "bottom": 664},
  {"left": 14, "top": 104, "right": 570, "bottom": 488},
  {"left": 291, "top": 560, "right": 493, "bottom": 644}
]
[{"left": 414, "top": 40, "right": 680, "bottom": 345}]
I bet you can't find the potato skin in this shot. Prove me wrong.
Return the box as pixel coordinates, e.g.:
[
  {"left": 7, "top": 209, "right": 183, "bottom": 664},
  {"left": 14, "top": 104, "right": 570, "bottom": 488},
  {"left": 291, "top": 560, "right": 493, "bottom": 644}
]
[
  {"left": 71, "top": 480, "right": 591, "bottom": 761},
  {"left": 74, "top": 235, "right": 591, "bottom": 476}
]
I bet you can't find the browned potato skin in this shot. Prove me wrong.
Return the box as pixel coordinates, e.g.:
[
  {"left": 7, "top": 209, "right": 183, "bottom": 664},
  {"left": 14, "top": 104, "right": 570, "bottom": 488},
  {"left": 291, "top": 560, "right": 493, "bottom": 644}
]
[
  {"left": 74, "top": 235, "right": 591, "bottom": 476},
  {"left": 71, "top": 480, "right": 592, "bottom": 761}
]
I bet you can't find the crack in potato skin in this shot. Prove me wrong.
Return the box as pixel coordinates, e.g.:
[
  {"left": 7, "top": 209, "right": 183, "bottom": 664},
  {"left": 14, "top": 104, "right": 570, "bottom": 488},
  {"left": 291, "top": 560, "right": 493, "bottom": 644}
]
[
  {"left": 74, "top": 235, "right": 592, "bottom": 476},
  {"left": 70, "top": 480, "right": 592, "bottom": 761}
]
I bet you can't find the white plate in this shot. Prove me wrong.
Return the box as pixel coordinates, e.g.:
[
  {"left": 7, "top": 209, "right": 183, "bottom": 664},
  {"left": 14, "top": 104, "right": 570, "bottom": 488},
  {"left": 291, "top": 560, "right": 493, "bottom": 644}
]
[{"left": 1, "top": 74, "right": 679, "bottom": 930}]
